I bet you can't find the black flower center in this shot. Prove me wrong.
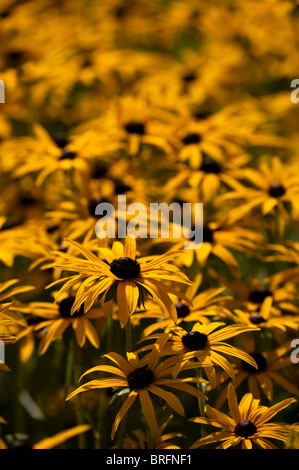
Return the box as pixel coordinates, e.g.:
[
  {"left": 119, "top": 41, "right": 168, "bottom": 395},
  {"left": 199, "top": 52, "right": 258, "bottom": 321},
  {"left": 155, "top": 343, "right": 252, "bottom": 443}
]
[
  {"left": 249, "top": 289, "right": 273, "bottom": 304},
  {"left": 200, "top": 156, "right": 221, "bottom": 174},
  {"left": 91, "top": 161, "right": 108, "bottom": 179},
  {"left": 114, "top": 181, "right": 132, "bottom": 194},
  {"left": 53, "top": 132, "right": 70, "bottom": 149},
  {"left": 88, "top": 198, "right": 106, "bottom": 217},
  {"left": 203, "top": 224, "right": 214, "bottom": 243},
  {"left": 193, "top": 111, "right": 212, "bottom": 120},
  {"left": 124, "top": 121, "right": 146, "bottom": 135},
  {"left": 58, "top": 296, "right": 84, "bottom": 318},
  {"left": 182, "top": 133, "right": 201, "bottom": 145},
  {"left": 182, "top": 331, "right": 208, "bottom": 350},
  {"left": 182, "top": 73, "right": 197, "bottom": 83},
  {"left": 249, "top": 313, "right": 266, "bottom": 325},
  {"left": 46, "top": 223, "right": 60, "bottom": 234},
  {"left": 58, "top": 244, "right": 68, "bottom": 253},
  {"left": 234, "top": 419, "right": 257, "bottom": 438},
  {"left": 268, "top": 183, "right": 286, "bottom": 198},
  {"left": 110, "top": 257, "right": 141, "bottom": 279},
  {"left": 175, "top": 302, "right": 190, "bottom": 318},
  {"left": 127, "top": 366, "right": 154, "bottom": 390},
  {"left": 59, "top": 149, "right": 77, "bottom": 160},
  {"left": 241, "top": 352, "right": 267, "bottom": 373}
]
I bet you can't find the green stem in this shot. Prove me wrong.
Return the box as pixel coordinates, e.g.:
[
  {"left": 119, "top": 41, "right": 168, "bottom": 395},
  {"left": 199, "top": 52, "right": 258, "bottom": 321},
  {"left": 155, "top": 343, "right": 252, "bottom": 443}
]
[
  {"left": 125, "top": 318, "right": 132, "bottom": 353},
  {"left": 196, "top": 366, "right": 207, "bottom": 438},
  {"left": 65, "top": 336, "right": 75, "bottom": 391},
  {"left": 73, "top": 347, "right": 86, "bottom": 449}
]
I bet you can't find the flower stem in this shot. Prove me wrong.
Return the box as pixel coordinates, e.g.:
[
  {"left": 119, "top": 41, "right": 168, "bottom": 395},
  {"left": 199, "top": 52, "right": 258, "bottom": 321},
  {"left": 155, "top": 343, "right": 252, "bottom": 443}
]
[
  {"left": 196, "top": 366, "right": 207, "bottom": 438},
  {"left": 125, "top": 318, "right": 132, "bottom": 352}
]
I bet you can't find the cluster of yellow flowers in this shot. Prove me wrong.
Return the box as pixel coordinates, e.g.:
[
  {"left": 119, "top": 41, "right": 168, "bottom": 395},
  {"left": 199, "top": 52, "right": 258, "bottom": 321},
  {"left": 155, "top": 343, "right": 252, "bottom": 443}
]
[{"left": 1, "top": 0, "right": 299, "bottom": 450}]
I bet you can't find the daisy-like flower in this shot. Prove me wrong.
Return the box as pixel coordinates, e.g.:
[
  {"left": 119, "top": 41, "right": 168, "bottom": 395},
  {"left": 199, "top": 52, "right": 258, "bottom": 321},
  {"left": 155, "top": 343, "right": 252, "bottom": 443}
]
[
  {"left": 49, "top": 235, "right": 193, "bottom": 328},
  {"left": 131, "top": 274, "right": 232, "bottom": 337},
  {"left": 66, "top": 335, "right": 208, "bottom": 440},
  {"left": 230, "top": 297, "right": 299, "bottom": 333},
  {"left": 218, "top": 156, "right": 299, "bottom": 234},
  {"left": 146, "top": 322, "right": 259, "bottom": 387},
  {"left": 169, "top": 215, "right": 264, "bottom": 278},
  {"left": 190, "top": 383, "right": 296, "bottom": 449},
  {"left": 114, "top": 414, "right": 184, "bottom": 449},
  {"left": 213, "top": 337, "right": 299, "bottom": 406},
  {"left": 13, "top": 124, "right": 91, "bottom": 186},
  {"left": 163, "top": 150, "right": 248, "bottom": 204},
  {"left": 15, "top": 295, "right": 105, "bottom": 355}
]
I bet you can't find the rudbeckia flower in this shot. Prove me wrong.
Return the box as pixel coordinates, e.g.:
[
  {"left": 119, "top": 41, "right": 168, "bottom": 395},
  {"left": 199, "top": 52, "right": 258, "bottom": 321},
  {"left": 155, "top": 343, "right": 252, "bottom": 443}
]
[
  {"left": 15, "top": 296, "right": 105, "bottom": 355},
  {"left": 49, "top": 235, "right": 193, "bottom": 328},
  {"left": 213, "top": 338, "right": 299, "bottom": 406},
  {"left": 66, "top": 335, "right": 208, "bottom": 440},
  {"left": 190, "top": 383, "right": 296, "bottom": 449},
  {"left": 13, "top": 124, "right": 91, "bottom": 186},
  {"left": 171, "top": 216, "right": 264, "bottom": 278},
  {"left": 113, "top": 414, "right": 184, "bottom": 449},
  {"left": 146, "top": 322, "right": 259, "bottom": 387},
  {"left": 218, "top": 156, "right": 299, "bottom": 235},
  {"left": 131, "top": 274, "right": 232, "bottom": 337}
]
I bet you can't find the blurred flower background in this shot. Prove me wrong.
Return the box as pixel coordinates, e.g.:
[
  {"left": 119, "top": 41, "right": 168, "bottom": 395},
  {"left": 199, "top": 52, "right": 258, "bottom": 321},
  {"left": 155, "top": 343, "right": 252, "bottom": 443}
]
[{"left": 0, "top": 0, "right": 299, "bottom": 450}]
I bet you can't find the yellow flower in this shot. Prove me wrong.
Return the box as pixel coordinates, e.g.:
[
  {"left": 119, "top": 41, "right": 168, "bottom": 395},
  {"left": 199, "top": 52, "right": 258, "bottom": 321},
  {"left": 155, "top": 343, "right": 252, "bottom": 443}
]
[
  {"left": 113, "top": 414, "right": 184, "bottom": 449},
  {"left": 15, "top": 296, "right": 105, "bottom": 355},
  {"left": 213, "top": 338, "right": 299, "bottom": 405},
  {"left": 190, "top": 383, "right": 296, "bottom": 449},
  {"left": 131, "top": 273, "right": 231, "bottom": 337},
  {"left": 49, "top": 235, "right": 193, "bottom": 328},
  {"left": 66, "top": 335, "right": 208, "bottom": 440},
  {"left": 145, "top": 322, "right": 259, "bottom": 387}
]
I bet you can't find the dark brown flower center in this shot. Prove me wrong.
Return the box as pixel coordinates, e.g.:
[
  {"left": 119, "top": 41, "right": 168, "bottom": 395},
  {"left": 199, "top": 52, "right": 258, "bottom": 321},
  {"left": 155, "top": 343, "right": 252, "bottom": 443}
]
[
  {"left": 249, "top": 289, "right": 273, "bottom": 304},
  {"left": 91, "top": 161, "right": 108, "bottom": 179},
  {"left": 182, "top": 331, "right": 208, "bottom": 350},
  {"left": 58, "top": 296, "right": 84, "bottom": 318},
  {"left": 127, "top": 366, "right": 154, "bottom": 390},
  {"left": 234, "top": 419, "right": 257, "bottom": 437},
  {"left": 110, "top": 257, "right": 141, "bottom": 279},
  {"left": 59, "top": 149, "right": 77, "bottom": 160},
  {"left": 182, "top": 73, "right": 197, "bottom": 83},
  {"left": 53, "top": 132, "right": 70, "bottom": 149},
  {"left": 88, "top": 198, "right": 106, "bottom": 217},
  {"left": 203, "top": 224, "right": 214, "bottom": 243},
  {"left": 249, "top": 313, "right": 266, "bottom": 325},
  {"left": 58, "top": 244, "right": 68, "bottom": 253},
  {"left": 124, "top": 121, "right": 146, "bottom": 135},
  {"left": 175, "top": 302, "right": 190, "bottom": 318},
  {"left": 268, "top": 183, "right": 286, "bottom": 198},
  {"left": 114, "top": 181, "right": 132, "bottom": 194},
  {"left": 200, "top": 156, "right": 221, "bottom": 174},
  {"left": 241, "top": 352, "right": 267, "bottom": 373},
  {"left": 46, "top": 223, "right": 60, "bottom": 234},
  {"left": 182, "top": 133, "right": 201, "bottom": 145}
]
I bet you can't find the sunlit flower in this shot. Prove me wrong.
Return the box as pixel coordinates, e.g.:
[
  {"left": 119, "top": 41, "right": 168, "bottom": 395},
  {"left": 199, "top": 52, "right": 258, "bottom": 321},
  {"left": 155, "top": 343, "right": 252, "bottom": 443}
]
[
  {"left": 66, "top": 335, "right": 208, "bottom": 440},
  {"left": 48, "top": 235, "right": 193, "bottom": 328},
  {"left": 190, "top": 383, "right": 296, "bottom": 449}
]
